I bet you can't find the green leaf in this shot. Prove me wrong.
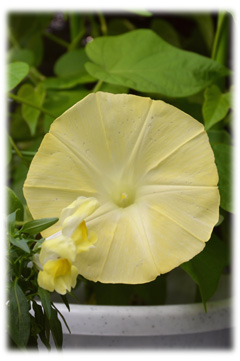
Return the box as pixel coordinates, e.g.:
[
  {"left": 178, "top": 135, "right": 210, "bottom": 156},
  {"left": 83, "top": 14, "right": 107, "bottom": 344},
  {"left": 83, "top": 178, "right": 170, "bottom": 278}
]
[
  {"left": 8, "top": 280, "right": 30, "bottom": 348},
  {"left": 43, "top": 74, "right": 96, "bottom": 90},
  {"left": 181, "top": 233, "right": 229, "bottom": 309},
  {"left": 17, "top": 83, "right": 45, "bottom": 135},
  {"left": 207, "top": 129, "right": 231, "bottom": 145},
  {"left": 20, "top": 217, "right": 58, "bottom": 235},
  {"left": 7, "top": 62, "right": 29, "bottom": 91},
  {"left": 54, "top": 48, "right": 93, "bottom": 79},
  {"left": 85, "top": 29, "right": 230, "bottom": 97},
  {"left": 60, "top": 294, "right": 70, "bottom": 312},
  {"left": 38, "top": 287, "right": 52, "bottom": 320},
  {"left": 8, "top": 48, "right": 34, "bottom": 66},
  {"left": 203, "top": 85, "right": 231, "bottom": 130},
  {"left": 7, "top": 187, "right": 24, "bottom": 221},
  {"left": 50, "top": 308, "right": 63, "bottom": 349},
  {"left": 7, "top": 211, "right": 17, "bottom": 236},
  {"left": 212, "top": 143, "right": 232, "bottom": 212},
  {"left": 10, "top": 237, "right": 30, "bottom": 253},
  {"left": 32, "top": 301, "right": 51, "bottom": 349}
]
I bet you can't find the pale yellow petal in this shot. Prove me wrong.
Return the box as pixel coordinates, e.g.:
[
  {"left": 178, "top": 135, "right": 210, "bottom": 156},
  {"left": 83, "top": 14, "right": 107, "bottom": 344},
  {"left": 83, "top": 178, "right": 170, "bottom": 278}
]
[
  {"left": 40, "top": 235, "right": 76, "bottom": 265},
  {"left": 136, "top": 202, "right": 206, "bottom": 274},
  {"left": 75, "top": 205, "right": 159, "bottom": 284},
  {"left": 141, "top": 131, "right": 218, "bottom": 186},
  {"left": 38, "top": 270, "right": 54, "bottom": 292},
  {"left": 138, "top": 185, "right": 220, "bottom": 241},
  {"left": 61, "top": 196, "right": 99, "bottom": 237}
]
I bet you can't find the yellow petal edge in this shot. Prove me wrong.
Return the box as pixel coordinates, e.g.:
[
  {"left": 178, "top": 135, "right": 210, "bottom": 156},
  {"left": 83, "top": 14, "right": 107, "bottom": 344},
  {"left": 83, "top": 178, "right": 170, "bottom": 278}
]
[{"left": 24, "top": 92, "right": 220, "bottom": 284}]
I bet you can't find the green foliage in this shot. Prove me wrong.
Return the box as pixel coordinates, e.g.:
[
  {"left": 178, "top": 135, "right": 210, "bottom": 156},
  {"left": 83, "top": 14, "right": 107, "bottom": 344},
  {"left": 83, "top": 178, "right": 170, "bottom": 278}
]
[
  {"left": 211, "top": 144, "right": 232, "bottom": 212},
  {"left": 181, "top": 233, "right": 229, "bottom": 310},
  {"left": 7, "top": 62, "right": 29, "bottom": 91},
  {"left": 8, "top": 280, "right": 31, "bottom": 348},
  {"left": 6, "top": 204, "right": 65, "bottom": 349},
  {"left": 18, "top": 83, "right": 46, "bottom": 135},
  {"left": 85, "top": 29, "right": 229, "bottom": 97},
  {"left": 20, "top": 217, "right": 59, "bottom": 235},
  {"left": 7, "top": 12, "right": 232, "bottom": 342},
  {"left": 203, "top": 85, "right": 231, "bottom": 130},
  {"left": 7, "top": 187, "right": 24, "bottom": 221}
]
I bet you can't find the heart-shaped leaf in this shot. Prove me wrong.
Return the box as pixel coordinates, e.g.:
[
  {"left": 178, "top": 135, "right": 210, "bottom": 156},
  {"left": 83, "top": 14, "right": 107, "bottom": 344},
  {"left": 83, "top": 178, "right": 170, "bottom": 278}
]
[{"left": 85, "top": 29, "right": 230, "bottom": 97}]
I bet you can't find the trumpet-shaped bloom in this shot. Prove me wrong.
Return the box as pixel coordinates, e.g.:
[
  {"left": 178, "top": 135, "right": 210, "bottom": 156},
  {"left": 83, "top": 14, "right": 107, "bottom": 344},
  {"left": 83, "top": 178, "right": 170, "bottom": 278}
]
[{"left": 24, "top": 92, "right": 220, "bottom": 284}]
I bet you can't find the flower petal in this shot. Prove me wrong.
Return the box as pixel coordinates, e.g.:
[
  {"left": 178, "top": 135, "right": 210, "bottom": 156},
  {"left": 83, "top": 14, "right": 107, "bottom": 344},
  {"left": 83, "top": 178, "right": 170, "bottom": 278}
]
[
  {"left": 61, "top": 196, "right": 99, "bottom": 237},
  {"left": 75, "top": 205, "right": 159, "bottom": 283},
  {"left": 40, "top": 235, "right": 76, "bottom": 265}
]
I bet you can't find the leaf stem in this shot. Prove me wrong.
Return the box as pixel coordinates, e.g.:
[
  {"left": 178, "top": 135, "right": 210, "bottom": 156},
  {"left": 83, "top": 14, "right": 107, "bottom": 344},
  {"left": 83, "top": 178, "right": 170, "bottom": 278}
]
[
  {"left": 68, "top": 29, "right": 86, "bottom": 51},
  {"left": 11, "top": 150, "right": 36, "bottom": 157},
  {"left": 43, "top": 31, "right": 70, "bottom": 49},
  {"left": 211, "top": 12, "right": 228, "bottom": 63},
  {"left": 8, "top": 92, "right": 56, "bottom": 118},
  {"left": 98, "top": 12, "right": 108, "bottom": 35},
  {"left": 9, "top": 136, "right": 29, "bottom": 167},
  {"left": 92, "top": 80, "right": 103, "bottom": 93}
]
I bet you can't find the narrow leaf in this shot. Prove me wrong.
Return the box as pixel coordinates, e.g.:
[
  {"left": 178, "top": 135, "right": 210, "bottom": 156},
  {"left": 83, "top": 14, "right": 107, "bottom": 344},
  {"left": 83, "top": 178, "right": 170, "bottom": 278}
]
[
  {"left": 8, "top": 281, "right": 30, "bottom": 348},
  {"left": 10, "top": 237, "right": 30, "bottom": 253},
  {"left": 50, "top": 307, "right": 63, "bottom": 349},
  {"left": 38, "top": 287, "right": 51, "bottom": 320},
  {"left": 20, "top": 217, "right": 58, "bottom": 235}
]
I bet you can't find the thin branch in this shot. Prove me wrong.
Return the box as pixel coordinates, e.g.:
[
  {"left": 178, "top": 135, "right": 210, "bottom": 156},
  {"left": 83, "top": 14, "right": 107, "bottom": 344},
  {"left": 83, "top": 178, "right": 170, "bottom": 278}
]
[
  {"left": 43, "top": 31, "right": 69, "bottom": 49},
  {"left": 8, "top": 93, "right": 56, "bottom": 118}
]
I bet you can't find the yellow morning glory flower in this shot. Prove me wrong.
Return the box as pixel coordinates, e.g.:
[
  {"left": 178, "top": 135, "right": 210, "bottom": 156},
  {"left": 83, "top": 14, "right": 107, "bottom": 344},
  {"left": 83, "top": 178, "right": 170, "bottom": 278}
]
[{"left": 24, "top": 92, "right": 220, "bottom": 284}]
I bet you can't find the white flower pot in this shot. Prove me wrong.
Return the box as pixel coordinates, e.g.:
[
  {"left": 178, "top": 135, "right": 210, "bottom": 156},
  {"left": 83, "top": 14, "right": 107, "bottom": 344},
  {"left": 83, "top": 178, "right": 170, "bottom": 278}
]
[
  {"left": 49, "top": 271, "right": 231, "bottom": 349},
  {"left": 55, "top": 298, "right": 231, "bottom": 349}
]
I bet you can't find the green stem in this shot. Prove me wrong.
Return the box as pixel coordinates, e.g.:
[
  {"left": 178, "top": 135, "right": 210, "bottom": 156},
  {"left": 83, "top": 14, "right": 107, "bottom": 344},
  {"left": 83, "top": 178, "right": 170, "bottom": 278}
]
[
  {"left": 8, "top": 92, "right": 56, "bottom": 118},
  {"left": 211, "top": 12, "right": 228, "bottom": 63},
  {"left": 30, "top": 67, "right": 46, "bottom": 82},
  {"left": 9, "top": 136, "right": 29, "bottom": 167},
  {"left": 43, "top": 31, "right": 69, "bottom": 49},
  {"left": 92, "top": 80, "right": 103, "bottom": 93},
  {"left": 12, "top": 150, "right": 36, "bottom": 157},
  {"left": 68, "top": 29, "right": 85, "bottom": 51},
  {"left": 8, "top": 26, "right": 20, "bottom": 48},
  {"left": 98, "top": 12, "right": 108, "bottom": 35}
]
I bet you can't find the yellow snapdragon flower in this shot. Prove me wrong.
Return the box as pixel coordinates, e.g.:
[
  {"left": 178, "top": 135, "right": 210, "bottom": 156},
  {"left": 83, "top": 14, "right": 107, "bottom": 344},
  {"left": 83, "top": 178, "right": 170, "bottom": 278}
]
[{"left": 37, "top": 196, "right": 99, "bottom": 294}]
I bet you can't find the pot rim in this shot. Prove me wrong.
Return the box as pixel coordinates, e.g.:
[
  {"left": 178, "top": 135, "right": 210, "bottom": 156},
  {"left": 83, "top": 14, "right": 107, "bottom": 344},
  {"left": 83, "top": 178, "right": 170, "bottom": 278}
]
[{"left": 55, "top": 298, "right": 231, "bottom": 336}]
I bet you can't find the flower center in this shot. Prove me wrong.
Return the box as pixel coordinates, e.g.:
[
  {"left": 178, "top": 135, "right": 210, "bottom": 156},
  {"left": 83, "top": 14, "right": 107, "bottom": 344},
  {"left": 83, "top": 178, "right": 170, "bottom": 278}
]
[{"left": 112, "top": 186, "right": 135, "bottom": 208}]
